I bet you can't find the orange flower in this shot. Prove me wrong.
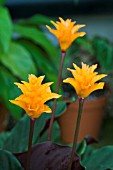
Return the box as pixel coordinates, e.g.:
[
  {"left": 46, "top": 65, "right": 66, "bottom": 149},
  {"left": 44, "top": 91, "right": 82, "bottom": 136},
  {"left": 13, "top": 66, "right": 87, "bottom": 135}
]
[
  {"left": 9, "top": 74, "right": 61, "bottom": 118},
  {"left": 46, "top": 17, "right": 86, "bottom": 52},
  {"left": 63, "top": 63, "right": 107, "bottom": 98}
]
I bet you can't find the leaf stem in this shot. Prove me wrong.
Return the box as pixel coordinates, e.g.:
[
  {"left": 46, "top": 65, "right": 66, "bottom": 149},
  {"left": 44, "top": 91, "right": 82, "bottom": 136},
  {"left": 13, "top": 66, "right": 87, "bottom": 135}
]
[
  {"left": 68, "top": 98, "right": 84, "bottom": 170},
  {"left": 47, "top": 51, "right": 66, "bottom": 141},
  {"left": 26, "top": 118, "right": 36, "bottom": 170}
]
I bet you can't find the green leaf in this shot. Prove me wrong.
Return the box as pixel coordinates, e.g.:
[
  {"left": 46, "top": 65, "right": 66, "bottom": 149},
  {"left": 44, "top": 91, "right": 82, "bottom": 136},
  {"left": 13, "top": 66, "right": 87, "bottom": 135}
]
[
  {"left": 76, "top": 37, "right": 94, "bottom": 54},
  {"left": 2, "top": 101, "right": 66, "bottom": 153},
  {"left": 17, "top": 14, "right": 53, "bottom": 26},
  {"left": 17, "top": 39, "right": 58, "bottom": 90},
  {"left": 92, "top": 37, "right": 113, "bottom": 73},
  {"left": 77, "top": 140, "right": 87, "bottom": 156},
  {"left": 13, "top": 24, "right": 60, "bottom": 65},
  {"left": 0, "top": 66, "right": 22, "bottom": 119},
  {"left": 0, "top": 42, "right": 37, "bottom": 80},
  {"left": 0, "top": 150, "right": 23, "bottom": 170},
  {"left": 37, "top": 121, "right": 62, "bottom": 144},
  {"left": 0, "top": 0, "right": 6, "bottom": 5},
  {"left": 0, "top": 7, "right": 12, "bottom": 54},
  {"left": 105, "top": 45, "right": 113, "bottom": 72},
  {"left": 82, "top": 146, "right": 113, "bottom": 170},
  {"left": 48, "top": 101, "right": 67, "bottom": 118},
  {"left": 0, "top": 132, "right": 10, "bottom": 148}
]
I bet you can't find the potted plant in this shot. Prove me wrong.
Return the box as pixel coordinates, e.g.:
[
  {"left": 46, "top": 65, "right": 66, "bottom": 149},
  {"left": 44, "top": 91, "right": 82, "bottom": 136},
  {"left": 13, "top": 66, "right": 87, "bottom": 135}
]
[
  {"left": 0, "top": 16, "right": 113, "bottom": 170},
  {"left": 58, "top": 36, "right": 113, "bottom": 143}
]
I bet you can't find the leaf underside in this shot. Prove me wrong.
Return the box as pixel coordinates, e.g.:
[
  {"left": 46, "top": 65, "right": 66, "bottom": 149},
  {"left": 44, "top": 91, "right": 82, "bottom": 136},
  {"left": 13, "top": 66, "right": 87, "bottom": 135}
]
[{"left": 14, "top": 141, "right": 85, "bottom": 170}]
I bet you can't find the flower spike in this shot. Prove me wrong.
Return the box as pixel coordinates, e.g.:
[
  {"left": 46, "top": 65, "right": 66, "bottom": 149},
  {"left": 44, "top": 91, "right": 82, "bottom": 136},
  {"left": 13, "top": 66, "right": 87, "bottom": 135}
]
[
  {"left": 63, "top": 63, "right": 107, "bottom": 98},
  {"left": 10, "top": 74, "right": 61, "bottom": 118},
  {"left": 46, "top": 17, "right": 86, "bottom": 52}
]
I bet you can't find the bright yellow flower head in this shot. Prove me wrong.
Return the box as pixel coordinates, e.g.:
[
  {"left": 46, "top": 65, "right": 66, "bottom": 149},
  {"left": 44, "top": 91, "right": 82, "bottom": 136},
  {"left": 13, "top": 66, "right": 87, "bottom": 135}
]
[
  {"left": 63, "top": 63, "right": 107, "bottom": 98},
  {"left": 9, "top": 74, "right": 61, "bottom": 118},
  {"left": 46, "top": 17, "right": 86, "bottom": 52}
]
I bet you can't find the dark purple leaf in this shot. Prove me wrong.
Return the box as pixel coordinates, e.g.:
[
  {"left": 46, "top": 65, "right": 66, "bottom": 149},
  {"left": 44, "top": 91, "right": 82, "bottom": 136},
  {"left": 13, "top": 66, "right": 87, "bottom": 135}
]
[
  {"left": 14, "top": 141, "right": 85, "bottom": 170},
  {"left": 84, "top": 136, "right": 98, "bottom": 145}
]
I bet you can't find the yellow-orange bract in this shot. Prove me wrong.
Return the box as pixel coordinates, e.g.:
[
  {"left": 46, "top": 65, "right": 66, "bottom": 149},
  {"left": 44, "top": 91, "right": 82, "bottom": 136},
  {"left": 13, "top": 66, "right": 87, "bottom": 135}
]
[
  {"left": 46, "top": 17, "right": 86, "bottom": 52},
  {"left": 9, "top": 74, "right": 61, "bottom": 118},
  {"left": 63, "top": 63, "right": 107, "bottom": 98}
]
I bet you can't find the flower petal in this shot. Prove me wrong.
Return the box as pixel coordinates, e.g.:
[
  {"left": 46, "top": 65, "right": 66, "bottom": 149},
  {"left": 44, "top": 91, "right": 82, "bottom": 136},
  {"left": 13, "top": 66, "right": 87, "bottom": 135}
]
[
  {"left": 44, "top": 105, "right": 52, "bottom": 113},
  {"left": 92, "top": 74, "right": 107, "bottom": 83},
  {"left": 63, "top": 63, "right": 107, "bottom": 98},
  {"left": 46, "top": 17, "right": 86, "bottom": 51},
  {"left": 10, "top": 75, "right": 61, "bottom": 119}
]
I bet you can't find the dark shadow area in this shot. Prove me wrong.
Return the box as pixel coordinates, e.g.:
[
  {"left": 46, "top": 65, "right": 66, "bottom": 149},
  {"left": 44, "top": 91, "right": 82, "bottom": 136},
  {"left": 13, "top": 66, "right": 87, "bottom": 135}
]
[{"left": 6, "top": 0, "right": 113, "bottom": 19}]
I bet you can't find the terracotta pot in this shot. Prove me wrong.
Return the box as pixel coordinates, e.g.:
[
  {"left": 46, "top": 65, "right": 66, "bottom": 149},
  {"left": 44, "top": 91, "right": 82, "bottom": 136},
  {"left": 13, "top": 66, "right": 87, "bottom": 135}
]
[
  {"left": 58, "top": 94, "right": 109, "bottom": 144},
  {"left": 0, "top": 104, "right": 8, "bottom": 133}
]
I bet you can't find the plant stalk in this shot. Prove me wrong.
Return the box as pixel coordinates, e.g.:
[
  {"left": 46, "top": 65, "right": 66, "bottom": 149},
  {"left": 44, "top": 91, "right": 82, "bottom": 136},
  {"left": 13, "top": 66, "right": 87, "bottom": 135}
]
[
  {"left": 47, "top": 51, "right": 66, "bottom": 141},
  {"left": 26, "top": 118, "right": 36, "bottom": 170},
  {"left": 68, "top": 98, "right": 84, "bottom": 170}
]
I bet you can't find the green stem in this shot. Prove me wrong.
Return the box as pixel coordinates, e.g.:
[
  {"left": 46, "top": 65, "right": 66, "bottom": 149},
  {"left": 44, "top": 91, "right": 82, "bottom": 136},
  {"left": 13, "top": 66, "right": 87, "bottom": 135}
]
[
  {"left": 47, "top": 51, "right": 66, "bottom": 141},
  {"left": 68, "top": 98, "right": 84, "bottom": 170},
  {"left": 26, "top": 118, "right": 36, "bottom": 170}
]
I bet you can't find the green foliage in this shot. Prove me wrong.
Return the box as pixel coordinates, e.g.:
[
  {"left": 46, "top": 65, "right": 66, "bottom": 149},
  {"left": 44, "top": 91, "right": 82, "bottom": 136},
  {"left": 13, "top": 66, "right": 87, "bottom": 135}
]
[
  {"left": 13, "top": 24, "right": 60, "bottom": 65},
  {"left": 0, "top": 7, "right": 12, "bottom": 54},
  {"left": 1, "top": 101, "right": 66, "bottom": 153},
  {"left": 82, "top": 146, "right": 113, "bottom": 170},
  {"left": 1, "top": 5, "right": 113, "bottom": 170},
  {"left": 50, "top": 34, "right": 113, "bottom": 85},
  {"left": 0, "top": 101, "right": 66, "bottom": 169},
  {"left": 0, "top": 66, "right": 22, "bottom": 119},
  {"left": 77, "top": 140, "right": 113, "bottom": 170},
  {"left": 0, "top": 132, "right": 10, "bottom": 148},
  {"left": 16, "top": 40, "right": 58, "bottom": 89},
  {"left": 38, "top": 121, "right": 61, "bottom": 144},
  {"left": 17, "top": 14, "right": 53, "bottom": 26},
  {"left": 77, "top": 140, "right": 87, "bottom": 156},
  {"left": 76, "top": 37, "right": 94, "bottom": 54},
  {"left": 0, "top": 0, "right": 6, "bottom": 6},
  {"left": 69, "top": 36, "right": 113, "bottom": 74},
  {"left": 92, "top": 36, "right": 113, "bottom": 73},
  {"left": 0, "top": 42, "right": 37, "bottom": 80},
  {"left": 0, "top": 6, "right": 60, "bottom": 119},
  {"left": 0, "top": 150, "right": 23, "bottom": 170}
]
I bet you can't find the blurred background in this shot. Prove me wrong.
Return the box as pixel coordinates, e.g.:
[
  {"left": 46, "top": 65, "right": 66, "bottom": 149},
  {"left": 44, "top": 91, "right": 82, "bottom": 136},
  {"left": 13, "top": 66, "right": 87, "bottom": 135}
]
[{"left": 6, "top": 0, "right": 113, "bottom": 41}]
